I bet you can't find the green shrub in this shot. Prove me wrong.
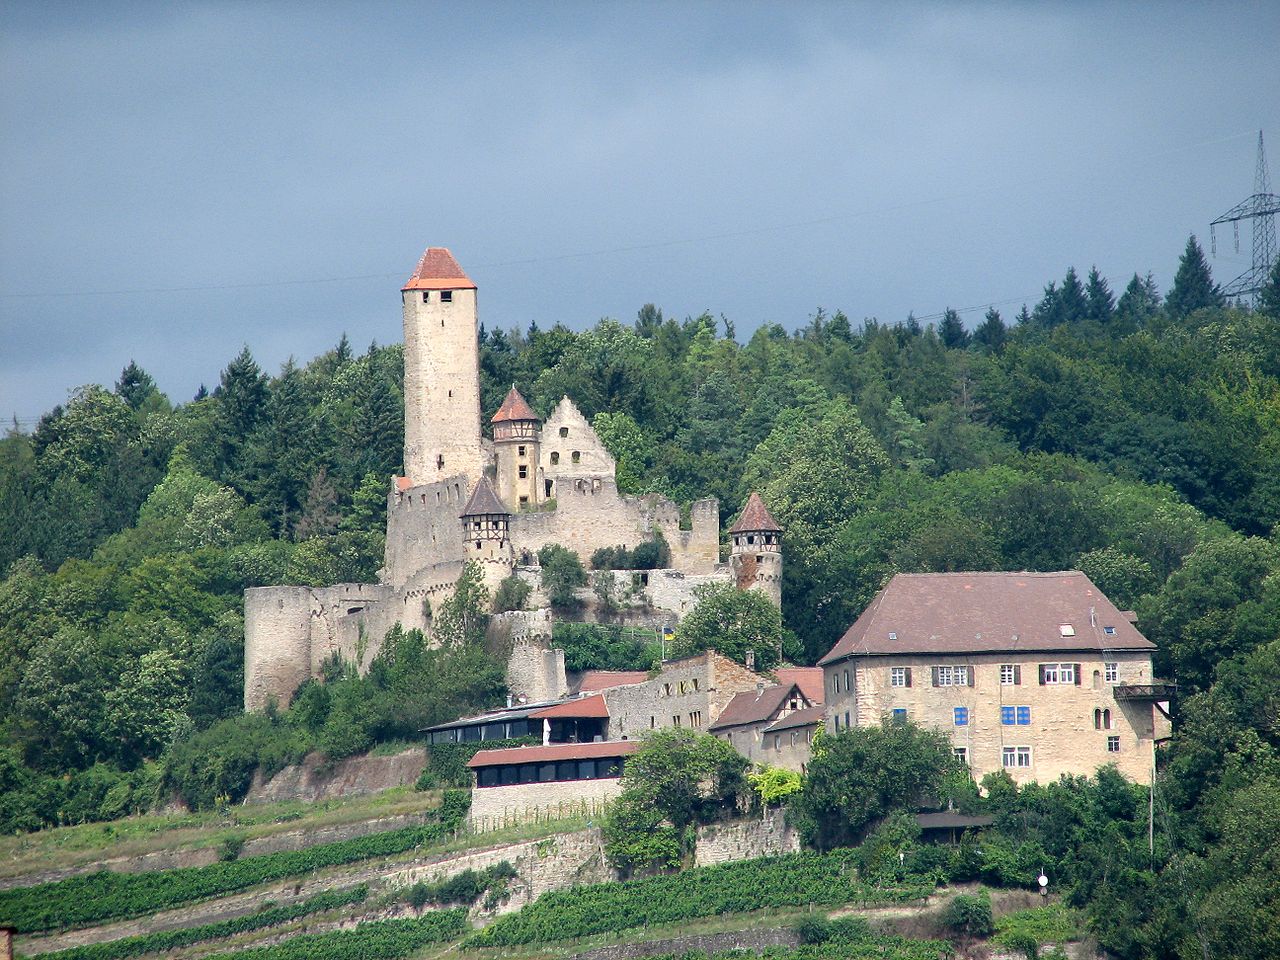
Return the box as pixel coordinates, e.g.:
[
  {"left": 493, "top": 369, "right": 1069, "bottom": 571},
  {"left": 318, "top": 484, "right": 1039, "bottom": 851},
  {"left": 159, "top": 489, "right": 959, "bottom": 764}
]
[
  {"left": 216, "top": 834, "right": 245, "bottom": 862},
  {"left": 493, "top": 576, "right": 531, "bottom": 613},
  {"left": 944, "top": 891, "right": 993, "bottom": 938}
]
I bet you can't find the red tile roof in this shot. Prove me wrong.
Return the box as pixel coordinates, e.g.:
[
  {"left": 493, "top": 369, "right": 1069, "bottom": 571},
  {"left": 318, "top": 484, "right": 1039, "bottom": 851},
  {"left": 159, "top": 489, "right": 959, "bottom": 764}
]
[
  {"left": 402, "top": 247, "right": 476, "bottom": 291},
  {"left": 709, "top": 682, "right": 810, "bottom": 731},
  {"left": 468, "top": 740, "right": 638, "bottom": 768},
  {"left": 529, "top": 694, "right": 609, "bottom": 719},
  {"left": 729, "top": 492, "right": 782, "bottom": 533},
  {"left": 491, "top": 386, "right": 539, "bottom": 424},
  {"left": 395, "top": 476, "right": 412, "bottom": 492},
  {"left": 774, "top": 667, "right": 824, "bottom": 705},
  {"left": 459, "top": 477, "right": 510, "bottom": 517},
  {"left": 818, "top": 571, "right": 1156, "bottom": 666},
  {"left": 764, "top": 704, "right": 825, "bottom": 734},
  {"left": 575, "top": 670, "right": 650, "bottom": 693}
]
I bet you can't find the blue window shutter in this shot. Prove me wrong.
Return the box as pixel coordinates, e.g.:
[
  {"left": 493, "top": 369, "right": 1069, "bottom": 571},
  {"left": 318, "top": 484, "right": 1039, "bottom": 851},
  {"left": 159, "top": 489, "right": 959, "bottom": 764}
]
[
  {"left": 1001, "top": 706, "right": 1015, "bottom": 725},
  {"left": 954, "top": 707, "right": 968, "bottom": 726},
  {"left": 1017, "top": 706, "right": 1031, "bottom": 725}
]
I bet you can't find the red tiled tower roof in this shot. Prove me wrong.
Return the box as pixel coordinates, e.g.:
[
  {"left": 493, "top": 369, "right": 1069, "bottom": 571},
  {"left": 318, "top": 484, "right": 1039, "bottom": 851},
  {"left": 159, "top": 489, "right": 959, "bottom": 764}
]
[
  {"left": 491, "top": 386, "right": 540, "bottom": 424},
  {"left": 729, "top": 492, "right": 782, "bottom": 533},
  {"left": 402, "top": 247, "right": 476, "bottom": 291}
]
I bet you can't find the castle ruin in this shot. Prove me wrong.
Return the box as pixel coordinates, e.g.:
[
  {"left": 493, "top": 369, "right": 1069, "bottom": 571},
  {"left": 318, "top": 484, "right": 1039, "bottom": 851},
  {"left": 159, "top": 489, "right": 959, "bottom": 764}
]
[{"left": 243, "top": 247, "right": 782, "bottom": 712}]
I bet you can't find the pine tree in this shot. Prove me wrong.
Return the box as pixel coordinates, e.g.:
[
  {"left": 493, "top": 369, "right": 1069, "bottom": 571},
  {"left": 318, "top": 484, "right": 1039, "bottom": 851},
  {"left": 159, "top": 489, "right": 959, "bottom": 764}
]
[
  {"left": 114, "top": 361, "right": 158, "bottom": 411},
  {"left": 1016, "top": 304, "right": 1032, "bottom": 326},
  {"left": 1258, "top": 257, "right": 1280, "bottom": 320},
  {"left": 1115, "top": 272, "right": 1162, "bottom": 333},
  {"left": 1032, "top": 282, "right": 1063, "bottom": 328},
  {"left": 938, "top": 308, "right": 970, "bottom": 349},
  {"left": 1166, "top": 235, "right": 1224, "bottom": 320},
  {"left": 973, "top": 307, "right": 1008, "bottom": 354},
  {"left": 1084, "top": 267, "right": 1115, "bottom": 325},
  {"left": 294, "top": 466, "right": 341, "bottom": 541},
  {"left": 212, "top": 346, "right": 269, "bottom": 486},
  {"left": 1058, "top": 268, "right": 1088, "bottom": 324}
]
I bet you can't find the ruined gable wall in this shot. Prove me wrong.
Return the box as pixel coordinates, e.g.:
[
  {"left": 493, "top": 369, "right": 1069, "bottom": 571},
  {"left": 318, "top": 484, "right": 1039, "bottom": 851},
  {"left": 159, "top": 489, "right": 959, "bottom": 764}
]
[{"left": 540, "top": 398, "right": 616, "bottom": 481}]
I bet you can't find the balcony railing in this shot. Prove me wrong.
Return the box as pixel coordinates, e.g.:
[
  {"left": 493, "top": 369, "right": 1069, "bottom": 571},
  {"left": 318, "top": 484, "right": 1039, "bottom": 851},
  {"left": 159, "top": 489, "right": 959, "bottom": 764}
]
[{"left": 1114, "top": 681, "right": 1176, "bottom": 701}]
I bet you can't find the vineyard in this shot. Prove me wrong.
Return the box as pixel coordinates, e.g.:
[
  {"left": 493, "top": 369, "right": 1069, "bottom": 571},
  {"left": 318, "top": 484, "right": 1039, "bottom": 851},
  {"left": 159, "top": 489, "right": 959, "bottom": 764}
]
[
  {"left": 199, "top": 910, "right": 468, "bottom": 960},
  {"left": 644, "top": 939, "right": 947, "bottom": 960},
  {"left": 468, "top": 851, "right": 932, "bottom": 946},
  {"left": 38, "top": 886, "right": 369, "bottom": 960},
  {"left": 0, "top": 792, "right": 469, "bottom": 933}
]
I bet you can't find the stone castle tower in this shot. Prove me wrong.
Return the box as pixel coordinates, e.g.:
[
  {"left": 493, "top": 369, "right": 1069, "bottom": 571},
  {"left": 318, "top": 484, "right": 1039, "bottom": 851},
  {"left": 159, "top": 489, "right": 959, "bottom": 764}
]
[
  {"left": 491, "top": 386, "right": 541, "bottom": 510},
  {"left": 729, "top": 492, "right": 783, "bottom": 608},
  {"left": 459, "top": 476, "right": 516, "bottom": 595},
  {"left": 401, "top": 248, "right": 487, "bottom": 484}
]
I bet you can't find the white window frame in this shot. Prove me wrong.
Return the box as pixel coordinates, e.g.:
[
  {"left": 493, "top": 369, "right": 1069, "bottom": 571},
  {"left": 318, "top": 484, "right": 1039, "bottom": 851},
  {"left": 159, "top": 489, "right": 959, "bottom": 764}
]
[
  {"left": 1107, "top": 736, "right": 1121, "bottom": 753},
  {"left": 1105, "top": 662, "right": 1119, "bottom": 683},
  {"left": 890, "top": 667, "right": 908, "bottom": 688},
  {"left": 934, "top": 665, "right": 969, "bottom": 687},
  {"left": 1000, "top": 664, "right": 1016, "bottom": 685},
  {"left": 1002, "top": 746, "right": 1032, "bottom": 768},
  {"left": 1042, "top": 662, "right": 1076, "bottom": 685},
  {"left": 953, "top": 746, "right": 968, "bottom": 765}
]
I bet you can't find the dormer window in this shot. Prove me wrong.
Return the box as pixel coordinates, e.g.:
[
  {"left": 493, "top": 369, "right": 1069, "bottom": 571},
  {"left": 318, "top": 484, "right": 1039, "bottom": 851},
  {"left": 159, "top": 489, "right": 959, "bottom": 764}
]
[
  {"left": 441, "top": 290, "right": 453, "bottom": 303},
  {"left": 1103, "top": 626, "right": 1116, "bottom": 635}
]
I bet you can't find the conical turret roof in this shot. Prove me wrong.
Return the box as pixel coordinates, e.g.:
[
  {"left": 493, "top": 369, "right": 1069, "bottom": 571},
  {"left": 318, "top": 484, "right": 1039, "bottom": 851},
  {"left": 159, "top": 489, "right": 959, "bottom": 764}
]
[
  {"left": 459, "top": 476, "right": 510, "bottom": 517},
  {"left": 402, "top": 247, "right": 476, "bottom": 291},
  {"left": 491, "top": 385, "right": 540, "bottom": 424},
  {"left": 729, "top": 492, "right": 781, "bottom": 533}
]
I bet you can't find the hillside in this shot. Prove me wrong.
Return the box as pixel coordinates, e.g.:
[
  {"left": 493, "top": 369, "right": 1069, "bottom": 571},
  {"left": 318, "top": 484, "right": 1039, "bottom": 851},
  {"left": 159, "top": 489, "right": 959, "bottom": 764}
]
[{"left": 1, "top": 245, "right": 1279, "bottom": 957}]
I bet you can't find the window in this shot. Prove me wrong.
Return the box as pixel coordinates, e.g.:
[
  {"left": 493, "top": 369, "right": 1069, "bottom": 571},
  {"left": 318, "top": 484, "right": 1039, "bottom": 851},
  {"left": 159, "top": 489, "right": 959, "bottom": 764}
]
[
  {"left": 440, "top": 290, "right": 453, "bottom": 303},
  {"left": 1094, "top": 708, "right": 1112, "bottom": 730},
  {"left": 1107, "top": 736, "right": 1121, "bottom": 752},
  {"left": 518, "top": 465, "right": 528, "bottom": 479},
  {"left": 689, "top": 711, "right": 702, "bottom": 727},
  {"left": 692, "top": 679, "right": 699, "bottom": 691},
  {"left": 833, "top": 714, "right": 840, "bottom": 731},
  {"left": 1002, "top": 746, "right": 1032, "bottom": 768},
  {"left": 1017, "top": 706, "right": 1031, "bottom": 725},
  {"left": 518, "top": 495, "right": 529, "bottom": 506},
  {"left": 932, "top": 665, "right": 971, "bottom": 687},
  {"left": 672, "top": 715, "right": 681, "bottom": 727},
  {"left": 1039, "top": 662, "right": 1079, "bottom": 685},
  {"left": 1000, "top": 664, "right": 1021, "bottom": 685},
  {"left": 1001, "top": 706, "right": 1031, "bottom": 725},
  {"left": 1103, "top": 625, "right": 1116, "bottom": 635},
  {"left": 559, "top": 427, "right": 569, "bottom": 438},
  {"left": 888, "top": 631, "right": 898, "bottom": 640},
  {"left": 550, "top": 452, "right": 560, "bottom": 465},
  {"left": 953, "top": 747, "right": 968, "bottom": 765},
  {"left": 954, "top": 707, "right": 969, "bottom": 726},
  {"left": 572, "top": 451, "right": 581, "bottom": 463},
  {"left": 422, "top": 291, "right": 430, "bottom": 302},
  {"left": 891, "top": 708, "right": 907, "bottom": 723},
  {"left": 774, "top": 734, "right": 781, "bottom": 750},
  {"left": 845, "top": 711, "right": 851, "bottom": 728},
  {"left": 1105, "top": 662, "right": 1119, "bottom": 683},
  {"left": 890, "top": 666, "right": 911, "bottom": 688},
  {"left": 518, "top": 445, "right": 526, "bottom": 457},
  {"left": 678, "top": 681, "right": 686, "bottom": 695},
  {"left": 843, "top": 669, "right": 850, "bottom": 693}
]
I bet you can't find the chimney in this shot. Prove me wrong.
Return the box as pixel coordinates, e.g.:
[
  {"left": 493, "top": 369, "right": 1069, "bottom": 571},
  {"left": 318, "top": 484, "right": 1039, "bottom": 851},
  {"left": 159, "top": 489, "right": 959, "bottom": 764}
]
[
  {"left": 505, "top": 694, "right": 513, "bottom": 708},
  {"left": 745, "top": 649, "right": 755, "bottom": 671}
]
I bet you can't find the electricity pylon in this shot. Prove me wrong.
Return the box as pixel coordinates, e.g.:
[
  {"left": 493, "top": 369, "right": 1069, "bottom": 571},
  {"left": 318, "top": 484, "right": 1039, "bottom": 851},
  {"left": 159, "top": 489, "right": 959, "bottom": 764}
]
[{"left": 1210, "top": 131, "right": 1280, "bottom": 306}]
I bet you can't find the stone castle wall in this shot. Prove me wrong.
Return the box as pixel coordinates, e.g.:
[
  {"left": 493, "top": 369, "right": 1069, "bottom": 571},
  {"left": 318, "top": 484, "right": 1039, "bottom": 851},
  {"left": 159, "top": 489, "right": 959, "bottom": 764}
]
[
  {"left": 693, "top": 808, "right": 800, "bottom": 866},
  {"left": 602, "top": 651, "right": 762, "bottom": 740},
  {"left": 383, "top": 475, "right": 473, "bottom": 587}
]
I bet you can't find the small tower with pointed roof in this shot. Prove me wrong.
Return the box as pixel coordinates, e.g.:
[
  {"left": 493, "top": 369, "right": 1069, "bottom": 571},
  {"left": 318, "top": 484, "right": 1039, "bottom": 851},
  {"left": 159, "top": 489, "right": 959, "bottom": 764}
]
[
  {"left": 729, "top": 492, "right": 783, "bottom": 608},
  {"left": 459, "top": 476, "right": 515, "bottom": 595},
  {"left": 401, "top": 247, "right": 486, "bottom": 485},
  {"left": 491, "top": 385, "right": 541, "bottom": 511}
]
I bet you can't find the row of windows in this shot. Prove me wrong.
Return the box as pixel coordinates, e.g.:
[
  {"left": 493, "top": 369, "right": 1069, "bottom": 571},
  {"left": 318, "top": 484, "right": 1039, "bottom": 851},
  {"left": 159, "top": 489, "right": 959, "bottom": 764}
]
[
  {"left": 660, "top": 679, "right": 700, "bottom": 697},
  {"left": 475, "top": 756, "right": 625, "bottom": 788},
  {"left": 873, "top": 661, "right": 1122, "bottom": 692},
  {"left": 548, "top": 451, "right": 582, "bottom": 465},
  {"left": 421, "top": 290, "right": 454, "bottom": 303},
  {"left": 429, "top": 718, "right": 533, "bottom": 745}
]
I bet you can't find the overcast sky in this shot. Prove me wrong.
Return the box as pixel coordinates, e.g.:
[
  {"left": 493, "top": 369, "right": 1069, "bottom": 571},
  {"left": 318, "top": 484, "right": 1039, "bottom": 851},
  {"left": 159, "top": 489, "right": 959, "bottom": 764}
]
[{"left": 2, "top": 1, "right": 1277, "bottom": 425}]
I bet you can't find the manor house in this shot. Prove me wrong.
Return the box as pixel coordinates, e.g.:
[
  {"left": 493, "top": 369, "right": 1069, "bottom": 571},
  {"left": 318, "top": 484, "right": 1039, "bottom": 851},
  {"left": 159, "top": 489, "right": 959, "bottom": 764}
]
[
  {"left": 243, "top": 248, "right": 783, "bottom": 712},
  {"left": 818, "top": 571, "right": 1174, "bottom": 786}
]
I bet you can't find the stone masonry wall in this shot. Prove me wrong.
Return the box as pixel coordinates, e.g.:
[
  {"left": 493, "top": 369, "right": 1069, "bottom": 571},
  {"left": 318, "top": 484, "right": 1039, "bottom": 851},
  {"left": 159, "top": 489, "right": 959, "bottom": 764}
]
[
  {"left": 603, "top": 651, "right": 763, "bottom": 740},
  {"left": 467, "top": 778, "right": 622, "bottom": 832},
  {"left": 826, "top": 651, "right": 1159, "bottom": 785},
  {"left": 383, "top": 475, "right": 472, "bottom": 587},
  {"left": 693, "top": 809, "right": 800, "bottom": 866}
]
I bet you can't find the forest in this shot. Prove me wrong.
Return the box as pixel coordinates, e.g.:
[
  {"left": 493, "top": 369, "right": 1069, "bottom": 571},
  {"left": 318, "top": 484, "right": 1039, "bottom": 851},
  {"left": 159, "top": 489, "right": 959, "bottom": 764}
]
[{"left": 0, "top": 239, "right": 1278, "bottom": 956}]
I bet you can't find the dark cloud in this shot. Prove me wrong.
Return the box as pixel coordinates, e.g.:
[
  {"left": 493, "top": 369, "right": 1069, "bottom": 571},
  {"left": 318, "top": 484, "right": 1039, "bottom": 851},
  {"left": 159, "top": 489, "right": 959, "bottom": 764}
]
[{"left": 2, "top": 1, "right": 1277, "bottom": 422}]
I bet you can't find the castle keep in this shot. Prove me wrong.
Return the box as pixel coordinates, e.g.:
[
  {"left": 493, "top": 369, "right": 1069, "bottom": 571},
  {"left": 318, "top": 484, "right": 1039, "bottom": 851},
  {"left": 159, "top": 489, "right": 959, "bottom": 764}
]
[{"left": 244, "top": 247, "right": 783, "bottom": 712}]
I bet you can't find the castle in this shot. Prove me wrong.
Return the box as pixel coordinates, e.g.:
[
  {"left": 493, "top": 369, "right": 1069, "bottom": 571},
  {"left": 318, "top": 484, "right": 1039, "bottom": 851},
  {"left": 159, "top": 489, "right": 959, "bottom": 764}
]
[{"left": 243, "top": 248, "right": 783, "bottom": 712}]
